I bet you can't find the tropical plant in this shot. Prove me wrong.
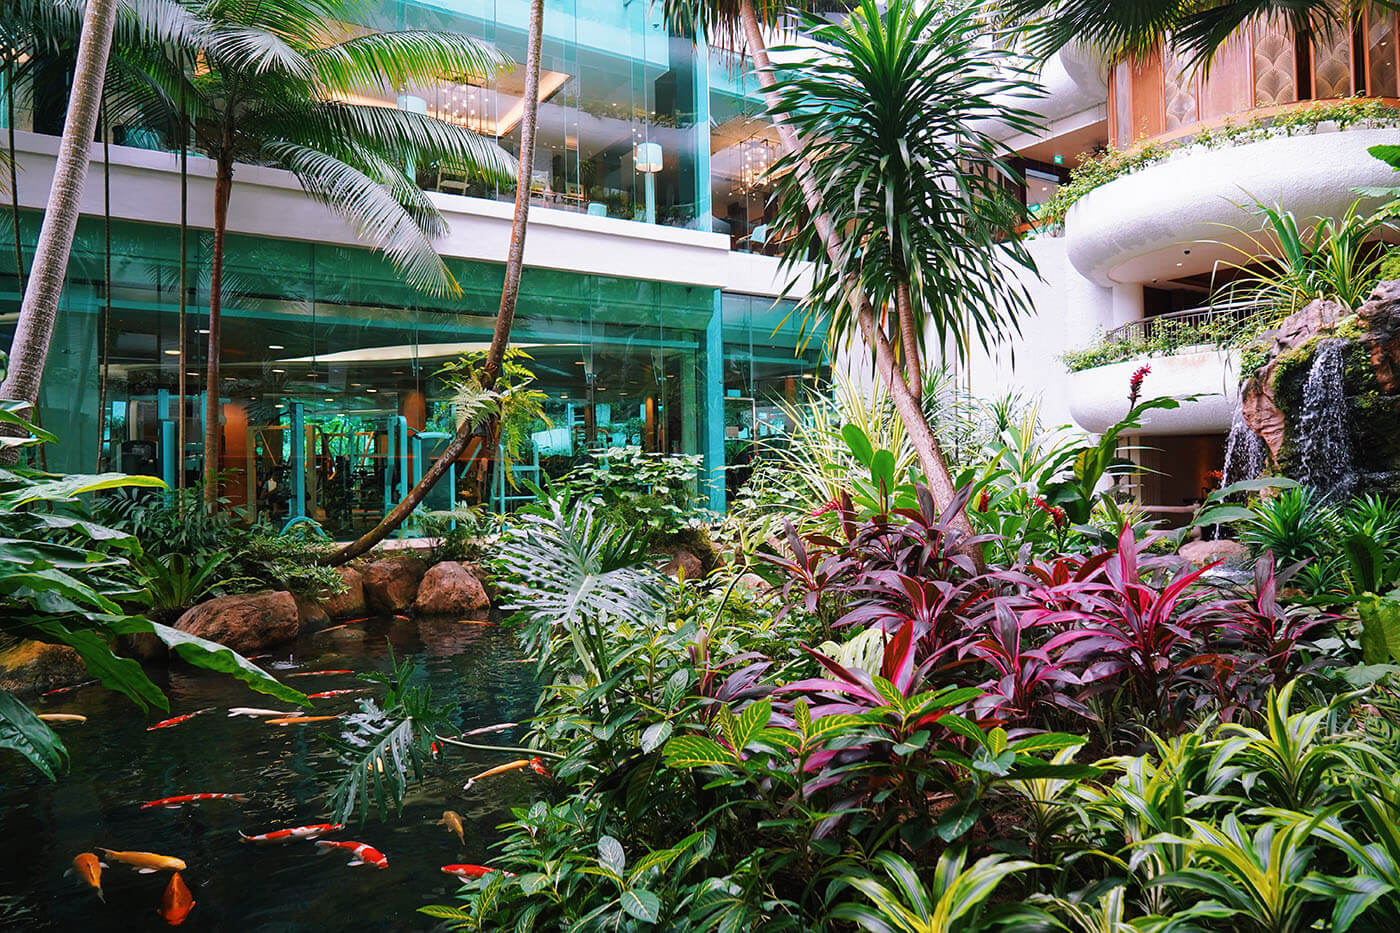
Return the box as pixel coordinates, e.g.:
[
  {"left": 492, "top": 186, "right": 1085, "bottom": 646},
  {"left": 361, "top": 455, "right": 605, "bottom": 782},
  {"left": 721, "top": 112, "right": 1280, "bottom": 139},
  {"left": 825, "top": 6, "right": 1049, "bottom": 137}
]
[
  {"left": 109, "top": 0, "right": 514, "bottom": 506},
  {"left": 133, "top": 550, "right": 241, "bottom": 620},
  {"left": 323, "top": 647, "right": 453, "bottom": 824},
  {"left": 0, "top": 405, "right": 306, "bottom": 777},
  {"left": 436, "top": 347, "right": 548, "bottom": 480},
  {"left": 1212, "top": 202, "right": 1394, "bottom": 315},
  {"left": 767, "top": 0, "right": 1038, "bottom": 526},
  {"left": 1000, "top": 0, "right": 1359, "bottom": 69},
  {"left": 829, "top": 849, "right": 1041, "bottom": 933},
  {"left": 554, "top": 445, "right": 706, "bottom": 540},
  {"left": 1240, "top": 486, "right": 1338, "bottom": 566}
]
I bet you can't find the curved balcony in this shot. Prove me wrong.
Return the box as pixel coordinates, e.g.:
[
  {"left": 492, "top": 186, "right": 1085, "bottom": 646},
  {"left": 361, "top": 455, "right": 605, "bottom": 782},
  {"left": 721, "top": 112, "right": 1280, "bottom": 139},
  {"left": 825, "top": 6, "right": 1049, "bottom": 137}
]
[
  {"left": 1064, "top": 118, "right": 1399, "bottom": 286},
  {"left": 1069, "top": 348, "right": 1241, "bottom": 435}
]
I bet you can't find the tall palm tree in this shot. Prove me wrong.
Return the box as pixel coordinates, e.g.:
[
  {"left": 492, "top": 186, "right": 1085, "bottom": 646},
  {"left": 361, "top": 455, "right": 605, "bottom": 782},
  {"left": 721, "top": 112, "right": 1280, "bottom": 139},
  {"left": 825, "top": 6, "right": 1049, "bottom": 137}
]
[
  {"left": 998, "top": 0, "right": 1359, "bottom": 68},
  {"left": 113, "top": 0, "right": 515, "bottom": 508},
  {"left": 0, "top": 0, "right": 121, "bottom": 435},
  {"left": 326, "top": 0, "right": 546, "bottom": 566},
  {"left": 769, "top": 0, "right": 1039, "bottom": 515}
]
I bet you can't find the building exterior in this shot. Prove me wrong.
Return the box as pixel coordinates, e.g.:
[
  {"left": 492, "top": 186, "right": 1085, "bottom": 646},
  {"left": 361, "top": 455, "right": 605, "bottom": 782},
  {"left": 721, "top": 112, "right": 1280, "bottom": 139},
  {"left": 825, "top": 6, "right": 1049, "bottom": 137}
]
[
  {"left": 964, "top": 12, "right": 1400, "bottom": 515},
  {"left": 0, "top": 0, "right": 819, "bottom": 537},
  {"left": 5, "top": 1, "right": 1397, "bottom": 534}
]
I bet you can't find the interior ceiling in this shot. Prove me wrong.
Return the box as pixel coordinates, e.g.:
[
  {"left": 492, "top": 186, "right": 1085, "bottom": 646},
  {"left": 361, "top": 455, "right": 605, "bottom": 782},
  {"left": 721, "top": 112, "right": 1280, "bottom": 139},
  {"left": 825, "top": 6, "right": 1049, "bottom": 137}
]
[{"left": 1017, "top": 118, "right": 1109, "bottom": 170}]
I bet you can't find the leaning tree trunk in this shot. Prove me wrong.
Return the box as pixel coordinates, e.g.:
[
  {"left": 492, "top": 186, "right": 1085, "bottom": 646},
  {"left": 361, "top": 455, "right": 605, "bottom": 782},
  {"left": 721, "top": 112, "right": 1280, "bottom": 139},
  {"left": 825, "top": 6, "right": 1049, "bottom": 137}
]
[
  {"left": 323, "top": 0, "right": 545, "bottom": 566},
  {"left": 95, "top": 101, "right": 111, "bottom": 470},
  {"left": 736, "top": 0, "right": 967, "bottom": 529},
  {"left": 0, "top": 0, "right": 120, "bottom": 451},
  {"left": 202, "top": 148, "right": 233, "bottom": 508}
]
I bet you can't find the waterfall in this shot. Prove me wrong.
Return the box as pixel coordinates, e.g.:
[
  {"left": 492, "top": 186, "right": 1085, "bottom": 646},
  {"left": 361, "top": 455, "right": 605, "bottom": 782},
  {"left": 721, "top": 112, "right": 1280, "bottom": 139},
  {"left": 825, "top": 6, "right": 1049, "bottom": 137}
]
[
  {"left": 1221, "top": 408, "right": 1266, "bottom": 489},
  {"left": 1297, "top": 339, "right": 1356, "bottom": 499}
]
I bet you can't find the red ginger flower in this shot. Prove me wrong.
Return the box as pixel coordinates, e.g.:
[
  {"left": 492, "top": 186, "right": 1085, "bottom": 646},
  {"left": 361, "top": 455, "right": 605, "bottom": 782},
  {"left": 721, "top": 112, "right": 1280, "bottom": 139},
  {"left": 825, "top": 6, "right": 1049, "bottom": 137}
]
[
  {"left": 811, "top": 498, "right": 840, "bottom": 517},
  {"left": 1129, "top": 364, "right": 1151, "bottom": 396}
]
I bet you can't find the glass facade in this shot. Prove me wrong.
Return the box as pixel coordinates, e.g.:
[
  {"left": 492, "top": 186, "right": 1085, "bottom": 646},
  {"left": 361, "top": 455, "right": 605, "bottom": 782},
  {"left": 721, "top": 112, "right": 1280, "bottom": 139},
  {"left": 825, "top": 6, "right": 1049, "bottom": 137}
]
[
  {"left": 708, "top": 51, "right": 782, "bottom": 250},
  {"left": 0, "top": 1, "right": 827, "bottom": 532}
]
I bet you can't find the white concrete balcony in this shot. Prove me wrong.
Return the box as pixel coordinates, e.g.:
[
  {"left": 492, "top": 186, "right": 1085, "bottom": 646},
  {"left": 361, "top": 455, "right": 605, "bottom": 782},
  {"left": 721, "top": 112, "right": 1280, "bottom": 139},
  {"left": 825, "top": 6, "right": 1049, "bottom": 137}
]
[
  {"left": 1064, "top": 123, "right": 1398, "bottom": 287},
  {"left": 1068, "top": 348, "right": 1241, "bottom": 435}
]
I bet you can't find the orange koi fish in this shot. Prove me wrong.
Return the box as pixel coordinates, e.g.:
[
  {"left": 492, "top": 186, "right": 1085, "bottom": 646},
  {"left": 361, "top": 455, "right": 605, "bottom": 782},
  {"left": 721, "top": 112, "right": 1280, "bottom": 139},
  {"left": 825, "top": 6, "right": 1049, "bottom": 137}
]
[
  {"left": 159, "top": 871, "right": 195, "bottom": 926},
  {"left": 315, "top": 839, "right": 388, "bottom": 869},
  {"left": 146, "top": 708, "right": 214, "bottom": 731},
  {"left": 37, "top": 713, "right": 87, "bottom": 724},
  {"left": 265, "top": 715, "right": 341, "bottom": 725},
  {"left": 463, "top": 756, "right": 549, "bottom": 789},
  {"left": 441, "top": 864, "right": 513, "bottom": 879},
  {"left": 287, "top": 670, "right": 354, "bottom": 678},
  {"left": 141, "top": 793, "right": 248, "bottom": 809},
  {"left": 239, "top": 823, "right": 343, "bottom": 844},
  {"left": 69, "top": 852, "right": 106, "bottom": 900},
  {"left": 306, "top": 689, "right": 370, "bottom": 699},
  {"left": 439, "top": 810, "right": 465, "bottom": 845},
  {"left": 97, "top": 848, "right": 186, "bottom": 873},
  {"left": 453, "top": 618, "right": 496, "bottom": 626}
]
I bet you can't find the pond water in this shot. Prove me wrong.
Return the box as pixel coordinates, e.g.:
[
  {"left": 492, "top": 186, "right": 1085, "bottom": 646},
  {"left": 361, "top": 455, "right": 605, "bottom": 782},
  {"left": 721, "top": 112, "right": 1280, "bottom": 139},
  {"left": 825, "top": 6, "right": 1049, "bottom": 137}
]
[{"left": 0, "top": 618, "right": 540, "bottom": 931}]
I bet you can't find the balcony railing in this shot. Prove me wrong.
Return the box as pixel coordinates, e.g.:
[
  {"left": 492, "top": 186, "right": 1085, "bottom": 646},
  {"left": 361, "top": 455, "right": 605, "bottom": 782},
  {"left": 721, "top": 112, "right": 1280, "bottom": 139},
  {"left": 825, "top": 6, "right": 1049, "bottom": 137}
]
[{"left": 1105, "top": 300, "right": 1267, "bottom": 345}]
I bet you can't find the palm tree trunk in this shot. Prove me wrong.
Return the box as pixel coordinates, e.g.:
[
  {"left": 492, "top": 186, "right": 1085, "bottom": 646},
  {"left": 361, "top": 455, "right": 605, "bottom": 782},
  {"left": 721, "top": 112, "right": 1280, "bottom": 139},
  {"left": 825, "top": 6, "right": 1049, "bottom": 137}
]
[
  {"left": 176, "top": 69, "right": 188, "bottom": 492},
  {"left": 95, "top": 101, "right": 111, "bottom": 470},
  {"left": 202, "top": 149, "right": 233, "bottom": 508},
  {"left": 0, "top": 0, "right": 120, "bottom": 453},
  {"left": 323, "top": 0, "right": 545, "bottom": 566},
  {"left": 737, "top": 0, "right": 967, "bottom": 530}
]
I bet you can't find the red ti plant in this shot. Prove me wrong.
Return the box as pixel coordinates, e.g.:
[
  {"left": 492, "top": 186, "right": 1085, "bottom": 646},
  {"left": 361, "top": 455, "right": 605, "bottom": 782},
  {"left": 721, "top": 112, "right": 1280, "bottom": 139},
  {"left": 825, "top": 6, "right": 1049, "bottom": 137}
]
[
  {"left": 1042, "top": 524, "right": 1219, "bottom": 730},
  {"left": 1215, "top": 553, "right": 1330, "bottom": 695},
  {"left": 962, "top": 601, "right": 1091, "bottom": 728}
]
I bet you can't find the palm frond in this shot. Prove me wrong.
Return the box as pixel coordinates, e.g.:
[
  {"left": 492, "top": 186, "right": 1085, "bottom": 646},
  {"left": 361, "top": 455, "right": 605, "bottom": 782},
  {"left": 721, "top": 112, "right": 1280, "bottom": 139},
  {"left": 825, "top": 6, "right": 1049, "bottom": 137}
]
[
  {"left": 309, "top": 30, "right": 509, "bottom": 96},
  {"left": 273, "top": 98, "right": 515, "bottom": 185},
  {"left": 200, "top": 23, "right": 315, "bottom": 77},
  {"left": 263, "top": 140, "right": 458, "bottom": 297}
]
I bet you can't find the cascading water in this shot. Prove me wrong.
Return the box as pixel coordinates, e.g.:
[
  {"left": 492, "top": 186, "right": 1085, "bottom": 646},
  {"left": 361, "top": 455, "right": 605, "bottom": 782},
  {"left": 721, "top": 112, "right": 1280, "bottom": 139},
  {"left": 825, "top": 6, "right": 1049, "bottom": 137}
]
[
  {"left": 1297, "top": 338, "right": 1356, "bottom": 499},
  {"left": 1221, "top": 408, "right": 1267, "bottom": 488}
]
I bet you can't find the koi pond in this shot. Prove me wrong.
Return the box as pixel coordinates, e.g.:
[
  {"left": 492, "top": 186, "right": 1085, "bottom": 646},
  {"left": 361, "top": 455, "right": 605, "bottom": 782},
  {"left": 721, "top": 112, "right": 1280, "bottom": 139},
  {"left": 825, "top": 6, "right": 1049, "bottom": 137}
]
[{"left": 0, "top": 618, "right": 539, "bottom": 930}]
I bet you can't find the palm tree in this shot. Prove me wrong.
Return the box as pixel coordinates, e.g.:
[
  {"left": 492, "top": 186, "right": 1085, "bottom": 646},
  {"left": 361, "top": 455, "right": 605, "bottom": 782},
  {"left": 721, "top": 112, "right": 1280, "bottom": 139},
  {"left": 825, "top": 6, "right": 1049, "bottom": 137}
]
[
  {"left": 998, "top": 0, "right": 1354, "bottom": 68},
  {"left": 0, "top": 0, "right": 121, "bottom": 434},
  {"left": 768, "top": 0, "right": 1038, "bottom": 517},
  {"left": 326, "top": 0, "right": 546, "bottom": 566},
  {"left": 112, "top": 0, "right": 515, "bottom": 509}
]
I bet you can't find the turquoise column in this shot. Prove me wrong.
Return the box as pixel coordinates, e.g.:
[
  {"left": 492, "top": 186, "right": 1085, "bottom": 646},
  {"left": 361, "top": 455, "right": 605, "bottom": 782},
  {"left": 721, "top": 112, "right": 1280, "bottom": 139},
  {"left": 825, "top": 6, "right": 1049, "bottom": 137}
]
[
  {"left": 693, "top": 29, "right": 712, "bottom": 230},
  {"left": 704, "top": 291, "right": 725, "bottom": 512}
]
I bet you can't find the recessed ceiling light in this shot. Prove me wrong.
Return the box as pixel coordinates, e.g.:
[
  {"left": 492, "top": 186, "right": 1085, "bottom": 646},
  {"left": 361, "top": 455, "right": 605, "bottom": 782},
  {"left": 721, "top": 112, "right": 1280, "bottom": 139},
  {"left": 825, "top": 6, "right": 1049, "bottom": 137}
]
[
  {"left": 163, "top": 349, "right": 181, "bottom": 355},
  {"left": 275, "top": 403, "right": 285, "bottom": 409},
  {"left": 324, "top": 397, "right": 333, "bottom": 402},
  {"left": 197, "top": 328, "right": 209, "bottom": 334},
  {"left": 271, "top": 368, "right": 285, "bottom": 373},
  {"left": 186, "top": 371, "right": 198, "bottom": 377},
  {"left": 366, "top": 388, "right": 378, "bottom": 393},
  {"left": 268, "top": 344, "right": 284, "bottom": 350}
]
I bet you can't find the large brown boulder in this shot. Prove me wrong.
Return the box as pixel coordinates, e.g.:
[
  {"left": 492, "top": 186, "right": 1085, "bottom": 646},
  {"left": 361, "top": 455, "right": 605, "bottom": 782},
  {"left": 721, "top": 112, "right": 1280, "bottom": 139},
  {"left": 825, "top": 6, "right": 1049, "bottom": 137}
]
[
  {"left": 0, "top": 640, "right": 87, "bottom": 696},
  {"left": 412, "top": 561, "right": 489, "bottom": 616},
  {"left": 1178, "top": 538, "right": 1252, "bottom": 569},
  {"left": 363, "top": 555, "right": 428, "bottom": 613},
  {"left": 174, "top": 591, "right": 300, "bottom": 653},
  {"left": 320, "top": 567, "right": 366, "bottom": 619},
  {"left": 1240, "top": 297, "right": 1346, "bottom": 461},
  {"left": 662, "top": 549, "right": 704, "bottom": 581}
]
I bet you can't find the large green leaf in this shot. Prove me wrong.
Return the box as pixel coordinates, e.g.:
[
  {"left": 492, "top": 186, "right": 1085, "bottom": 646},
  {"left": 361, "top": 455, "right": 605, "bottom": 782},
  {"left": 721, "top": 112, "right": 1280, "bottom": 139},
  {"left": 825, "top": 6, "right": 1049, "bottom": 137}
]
[
  {"left": 663, "top": 735, "right": 737, "bottom": 769},
  {"left": 1370, "top": 144, "right": 1400, "bottom": 171},
  {"left": 1358, "top": 595, "right": 1400, "bottom": 665},
  {"left": 5, "top": 472, "right": 165, "bottom": 507},
  {"left": 32, "top": 622, "right": 168, "bottom": 712},
  {"left": 106, "top": 618, "right": 309, "bottom": 707},
  {"left": 0, "top": 690, "right": 68, "bottom": 780}
]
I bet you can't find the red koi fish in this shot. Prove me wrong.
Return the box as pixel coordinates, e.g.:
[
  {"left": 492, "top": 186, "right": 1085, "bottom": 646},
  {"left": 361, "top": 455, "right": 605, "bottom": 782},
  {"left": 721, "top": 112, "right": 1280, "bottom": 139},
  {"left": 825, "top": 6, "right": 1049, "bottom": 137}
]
[
  {"left": 147, "top": 708, "right": 215, "bottom": 731},
  {"left": 141, "top": 793, "right": 248, "bottom": 809},
  {"left": 315, "top": 839, "right": 388, "bottom": 869},
  {"left": 42, "top": 679, "right": 97, "bottom": 696},
  {"left": 306, "top": 689, "right": 370, "bottom": 699},
  {"left": 239, "top": 823, "right": 344, "bottom": 844},
  {"left": 286, "top": 670, "right": 354, "bottom": 678},
  {"left": 528, "top": 757, "right": 550, "bottom": 777},
  {"left": 441, "top": 864, "right": 514, "bottom": 879},
  {"left": 266, "top": 715, "right": 341, "bottom": 725},
  {"left": 160, "top": 871, "right": 196, "bottom": 926}
]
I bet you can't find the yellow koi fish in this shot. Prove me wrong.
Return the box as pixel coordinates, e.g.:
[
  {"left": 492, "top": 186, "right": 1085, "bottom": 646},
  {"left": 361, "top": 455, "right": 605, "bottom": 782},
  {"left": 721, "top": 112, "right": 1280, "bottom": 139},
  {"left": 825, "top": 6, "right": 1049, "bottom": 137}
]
[
  {"left": 97, "top": 848, "right": 186, "bottom": 873},
  {"left": 38, "top": 713, "right": 87, "bottom": 724},
  {"left": 440, "top": 810, "right": 465, "bottom": 845}
]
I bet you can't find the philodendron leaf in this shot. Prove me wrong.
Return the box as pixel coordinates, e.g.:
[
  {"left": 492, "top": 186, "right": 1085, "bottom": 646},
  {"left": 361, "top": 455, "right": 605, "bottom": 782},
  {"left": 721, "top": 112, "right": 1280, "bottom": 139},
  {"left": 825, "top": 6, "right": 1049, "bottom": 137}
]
[
  {"left": 0, "top": 690, "right": 68, "bottom": 780},
  {"left": 1357, "top": 595, "right": 1400, "bottom": 665},
  {"left": 107, "top": 617, "right": 309, "bottom": 707}
]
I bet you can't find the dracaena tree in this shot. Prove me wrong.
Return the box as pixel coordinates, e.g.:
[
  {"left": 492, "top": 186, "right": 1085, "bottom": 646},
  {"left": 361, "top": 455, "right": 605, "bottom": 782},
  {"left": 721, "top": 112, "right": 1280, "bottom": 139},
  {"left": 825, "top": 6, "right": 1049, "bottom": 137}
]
[
  {"left": 110, "top": 0, "right": 515, "bottom": 508},
  {"left": 768, "top": 0, "right": 1040, "bottom": 526}
]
